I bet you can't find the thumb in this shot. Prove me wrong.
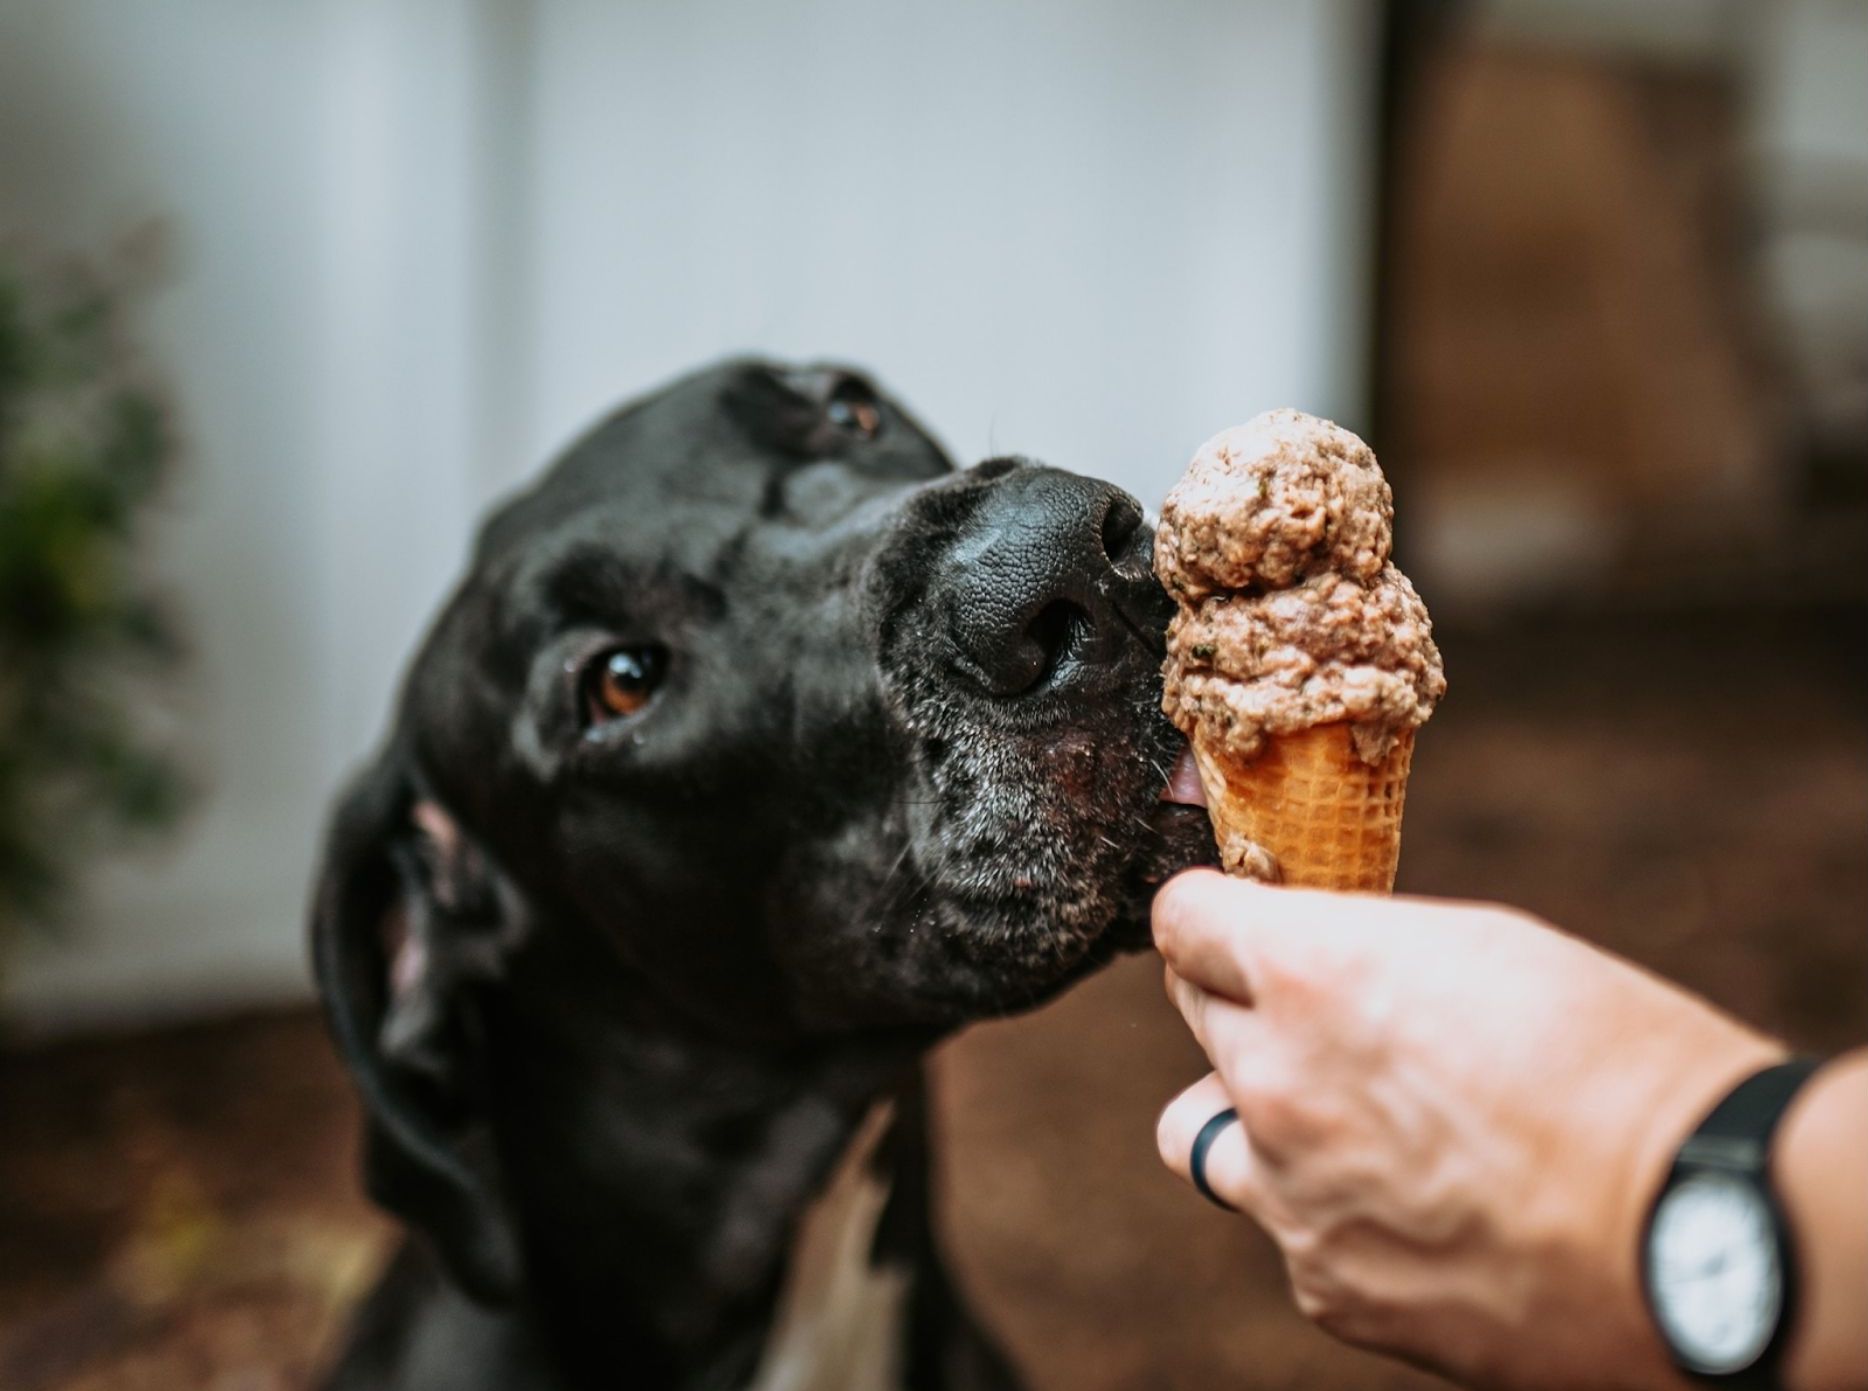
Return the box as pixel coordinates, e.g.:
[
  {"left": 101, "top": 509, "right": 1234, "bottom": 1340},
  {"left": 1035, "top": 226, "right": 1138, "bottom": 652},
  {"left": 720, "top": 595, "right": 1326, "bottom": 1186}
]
[{"left": 1152, "top": 868, "right": 1413, "bottom": 1004}]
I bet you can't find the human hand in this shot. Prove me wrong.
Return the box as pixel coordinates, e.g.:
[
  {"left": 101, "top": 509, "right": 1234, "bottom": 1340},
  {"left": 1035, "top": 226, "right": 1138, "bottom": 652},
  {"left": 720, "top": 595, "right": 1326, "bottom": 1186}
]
[{"left": 1153, "top": 869, "right": 1783, "bottom": 1391}]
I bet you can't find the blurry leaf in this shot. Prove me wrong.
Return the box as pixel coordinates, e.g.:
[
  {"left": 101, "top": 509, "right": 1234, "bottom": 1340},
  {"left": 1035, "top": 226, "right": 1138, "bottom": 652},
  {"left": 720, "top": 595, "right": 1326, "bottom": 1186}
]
[
  {"left": 104, "top": 747, "right": 193, "bottom": 831},
  {"left": 103, "top": 389, "right": 170, "bottom": 506},
  {"left": 118, "top": 594, "right": 185, "bottom": 660},
  {"left": 0, "top": 248, "right": 191, "bottom": 941}
]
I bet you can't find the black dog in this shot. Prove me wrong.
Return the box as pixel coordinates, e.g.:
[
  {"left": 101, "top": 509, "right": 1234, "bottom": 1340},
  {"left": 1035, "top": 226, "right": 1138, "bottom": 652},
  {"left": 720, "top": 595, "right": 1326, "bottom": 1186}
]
[{"left": 311, "top": 360, "right": 1215, "bottom": 1390}]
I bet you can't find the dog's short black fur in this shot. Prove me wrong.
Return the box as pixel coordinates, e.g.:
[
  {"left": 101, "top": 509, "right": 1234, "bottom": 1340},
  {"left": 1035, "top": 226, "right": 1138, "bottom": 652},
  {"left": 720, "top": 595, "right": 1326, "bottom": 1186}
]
[{"left": 312, "top": 360, "right": 1215, "bottom": 1391}]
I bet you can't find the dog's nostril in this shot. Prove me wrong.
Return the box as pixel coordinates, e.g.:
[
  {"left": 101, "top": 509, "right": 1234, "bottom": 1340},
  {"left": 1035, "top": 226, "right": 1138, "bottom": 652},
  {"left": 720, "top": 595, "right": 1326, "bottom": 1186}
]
[
  {"left": 1024, "top": 598, "right": 1090, "bottom": 690},
  {"left": 941, "top": 471, "right": 1159, "bottom": 697},
  {"left": 1099, "top": 495, "right": 1145, "bottom": 567}
]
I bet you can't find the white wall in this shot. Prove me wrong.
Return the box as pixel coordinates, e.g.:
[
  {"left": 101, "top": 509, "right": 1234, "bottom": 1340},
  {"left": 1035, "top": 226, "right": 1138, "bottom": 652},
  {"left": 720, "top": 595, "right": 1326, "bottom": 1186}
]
[
  {"left": 0, "top": 0, "right": 1376, "bottom": 1031},
  {"left": 1, "top": 0, "right": 491, "bottom": 1028},
  {"left": 503, "top": 0, "right": 1376, "bottom": 503},
  {"left": 1747, "top": 0, "right": 1868, "bottom": 440}
]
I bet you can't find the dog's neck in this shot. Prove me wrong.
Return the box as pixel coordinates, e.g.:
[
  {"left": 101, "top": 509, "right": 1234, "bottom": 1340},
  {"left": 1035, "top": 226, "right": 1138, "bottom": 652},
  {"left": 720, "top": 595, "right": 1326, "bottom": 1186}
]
[{"left": 483, "top": 948, "right": 935, "bottom": 1389}]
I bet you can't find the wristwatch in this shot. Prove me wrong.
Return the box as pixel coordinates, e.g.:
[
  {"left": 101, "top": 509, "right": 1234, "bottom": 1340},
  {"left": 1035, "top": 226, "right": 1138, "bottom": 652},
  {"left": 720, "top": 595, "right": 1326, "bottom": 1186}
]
[{"left": 1641, "top": 1056, "right": 1822, "bottom": 1386}]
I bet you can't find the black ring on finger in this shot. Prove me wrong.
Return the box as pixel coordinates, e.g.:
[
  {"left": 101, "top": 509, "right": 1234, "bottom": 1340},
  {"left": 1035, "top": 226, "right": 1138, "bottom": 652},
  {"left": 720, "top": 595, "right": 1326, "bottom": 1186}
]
[{"left": 1190, "top": 1106, "right": 1240, "bottom": 1212}]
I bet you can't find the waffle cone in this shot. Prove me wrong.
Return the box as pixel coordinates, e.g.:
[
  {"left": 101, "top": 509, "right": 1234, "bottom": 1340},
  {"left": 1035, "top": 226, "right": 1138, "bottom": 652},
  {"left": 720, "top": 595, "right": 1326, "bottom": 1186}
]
[{"left": 1191, "top": 722, "right": 1414, "bottom": 892}]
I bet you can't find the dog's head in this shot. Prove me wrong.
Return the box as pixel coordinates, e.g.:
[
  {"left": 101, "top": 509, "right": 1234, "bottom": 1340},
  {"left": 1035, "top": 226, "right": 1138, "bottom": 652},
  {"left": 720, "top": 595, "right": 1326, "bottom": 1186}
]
[{"left": 312, "top": 360, "right": 1214, "bottom": 1296}]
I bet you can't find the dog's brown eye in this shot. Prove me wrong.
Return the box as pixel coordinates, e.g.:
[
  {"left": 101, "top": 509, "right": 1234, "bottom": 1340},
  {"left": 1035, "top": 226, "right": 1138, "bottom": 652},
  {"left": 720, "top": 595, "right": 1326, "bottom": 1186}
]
[
  {"left": 825, "top": 387, "right": 881, "bottom": 440},
  {"left": 583, "top": 646, "right": 667, "bottom": 724}
]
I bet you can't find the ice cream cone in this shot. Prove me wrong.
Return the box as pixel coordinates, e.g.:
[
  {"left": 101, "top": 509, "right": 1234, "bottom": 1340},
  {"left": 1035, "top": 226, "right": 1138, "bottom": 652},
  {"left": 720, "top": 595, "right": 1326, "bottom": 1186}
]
[
  {"left": 1190, "top": 722, "right": 1414, "bottom": 892},
  {"left": 1157, "top": 410, "right": 1441, "bottom": 890}
]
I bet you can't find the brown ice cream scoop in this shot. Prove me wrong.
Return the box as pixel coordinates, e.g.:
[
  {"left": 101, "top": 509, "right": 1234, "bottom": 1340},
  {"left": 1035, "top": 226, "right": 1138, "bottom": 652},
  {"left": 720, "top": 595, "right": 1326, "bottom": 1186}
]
[
  {"left": 1157, "top": 410, "right": 1444, "bottom": 891},
  {"left": 1155, "top": 408, "right": 1393, "bottom": 597}
]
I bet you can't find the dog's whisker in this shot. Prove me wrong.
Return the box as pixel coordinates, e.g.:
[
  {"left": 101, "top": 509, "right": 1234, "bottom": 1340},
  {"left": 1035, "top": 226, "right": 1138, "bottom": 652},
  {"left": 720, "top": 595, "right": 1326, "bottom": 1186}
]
[{"left": 876, "top": 837, "right": 918, "bottom": 904}]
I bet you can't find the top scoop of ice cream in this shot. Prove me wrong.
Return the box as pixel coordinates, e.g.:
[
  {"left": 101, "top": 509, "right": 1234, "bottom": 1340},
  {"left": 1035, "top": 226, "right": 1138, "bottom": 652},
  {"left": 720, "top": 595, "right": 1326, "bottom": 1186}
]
[
  {"left": 1157, "top": 409, "right": 1443, "bottom": 764},
  {"left": 1155, "top": 409, "right": 1393, "bottom": 599}
]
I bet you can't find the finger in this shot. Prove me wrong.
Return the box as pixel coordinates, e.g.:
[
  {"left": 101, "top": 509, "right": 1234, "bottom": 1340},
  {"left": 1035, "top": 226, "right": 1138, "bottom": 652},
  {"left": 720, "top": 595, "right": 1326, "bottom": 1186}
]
[
  {"left": 1157, "top": 869, "right": 1441, "bottom": 1003},
  {"left": 1151, "top": 869, "right": 1263, "bottom": 1003},
  {"left": 1157, "top": 1071, "right": 1256, "bottom": 1212},
  {"left": 1165, "top": 966, "right": 1266, "bottom": 1069}
]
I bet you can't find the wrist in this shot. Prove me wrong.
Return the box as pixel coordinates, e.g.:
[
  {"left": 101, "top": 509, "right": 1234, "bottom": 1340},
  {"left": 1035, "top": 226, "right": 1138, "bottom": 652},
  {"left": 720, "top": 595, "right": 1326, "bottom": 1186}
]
[
  {"left": 1609, "top": 1020, "right": 1788, "bottom": 1389},
  {"left": 1494, "top": 1003, "right": 1780, "bottom": 1391},
  {"left": 1777, "top": 1052, "right": 1868, "bottom": 1391}
]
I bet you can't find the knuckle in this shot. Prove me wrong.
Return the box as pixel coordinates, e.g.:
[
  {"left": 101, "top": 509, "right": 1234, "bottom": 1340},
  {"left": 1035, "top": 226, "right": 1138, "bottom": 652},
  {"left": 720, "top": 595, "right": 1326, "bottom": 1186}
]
[
  {"left": 1288, "top": 1270, "right": 1338, "bottom": 1325},
  {"left": 1307, "top": 1300, "right": 1361, "bottom": 1344},
  {"left": 1278, "top": 1222, "right": 1323, "bottom": 1265},
  {"left": 1282, "top": 1233, "right": 1386, "bottom": 1349},
  {"left": 1155, "top": 1105, "right": 1187, "bottom": 1167},
  {"left": 1238, "top": 1071, "right": 1307, "bottom": 1149},
  {"left": 1310, "top": 1295, "right": 1381, "bottom": 1350},
  {"left": 1286, "top": 1257, "right": 1361, "bottom": 1340}
]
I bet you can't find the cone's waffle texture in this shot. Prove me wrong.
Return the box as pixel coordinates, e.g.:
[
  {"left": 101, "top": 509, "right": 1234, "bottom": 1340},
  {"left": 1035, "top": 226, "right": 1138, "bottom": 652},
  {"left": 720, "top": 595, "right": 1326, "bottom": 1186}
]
[{"left": 1192, "top": 722, "right": 1414, "bottom": 892}]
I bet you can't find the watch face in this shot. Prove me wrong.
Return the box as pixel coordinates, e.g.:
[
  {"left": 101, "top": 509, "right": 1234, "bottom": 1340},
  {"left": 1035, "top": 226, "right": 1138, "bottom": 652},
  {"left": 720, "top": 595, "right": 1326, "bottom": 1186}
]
[{"left": 1647, "top": 1171, "right": 1782, "bottom": 1374}]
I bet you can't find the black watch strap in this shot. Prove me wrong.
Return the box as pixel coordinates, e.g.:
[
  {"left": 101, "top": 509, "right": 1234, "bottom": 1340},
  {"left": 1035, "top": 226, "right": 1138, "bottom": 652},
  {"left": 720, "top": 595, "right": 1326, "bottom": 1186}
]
[
  {"left": 1661, "top": 1056, "right": 1824, "bottom": 1389},
  {"left": 1679, "top": 1056, "right": 1823, "bottom": 1173}
]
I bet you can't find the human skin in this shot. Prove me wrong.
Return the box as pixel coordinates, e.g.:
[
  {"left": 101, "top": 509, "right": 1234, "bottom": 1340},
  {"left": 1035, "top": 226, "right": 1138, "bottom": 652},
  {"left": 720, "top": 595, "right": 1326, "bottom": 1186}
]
[{"left": 1152, "top": 869, "right": 1868, "bottom": 1391}]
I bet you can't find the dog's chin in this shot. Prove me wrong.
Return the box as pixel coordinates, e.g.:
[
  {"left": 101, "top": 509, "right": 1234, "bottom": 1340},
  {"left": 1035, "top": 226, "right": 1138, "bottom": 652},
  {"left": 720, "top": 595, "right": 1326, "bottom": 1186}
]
[
  {"left": 913, "top": 793, "right": 1217, "bottom": 1022},
  {"left": 859, "top": 729, "right": 1217, "bottom": 1024},
  {"left": 1094, "top": 737, "right": 1219, "bottom": 950},
  {"left": 1108, "top": 800, "right": 1219, "bottom": 950}
]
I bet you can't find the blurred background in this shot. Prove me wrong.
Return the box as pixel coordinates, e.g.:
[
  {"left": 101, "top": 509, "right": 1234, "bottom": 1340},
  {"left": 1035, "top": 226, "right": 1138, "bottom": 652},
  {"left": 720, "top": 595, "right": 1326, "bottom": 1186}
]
[{"left": 0, "top": 1, "right": 1862, "bottom": 1388}]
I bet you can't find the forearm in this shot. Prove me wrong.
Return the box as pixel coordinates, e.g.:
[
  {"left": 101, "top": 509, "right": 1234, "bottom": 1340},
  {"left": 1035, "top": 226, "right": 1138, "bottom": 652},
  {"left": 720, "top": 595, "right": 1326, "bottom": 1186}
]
[{"left": 1781, "top": 1049, "right": 1868, "bottom": 1391}]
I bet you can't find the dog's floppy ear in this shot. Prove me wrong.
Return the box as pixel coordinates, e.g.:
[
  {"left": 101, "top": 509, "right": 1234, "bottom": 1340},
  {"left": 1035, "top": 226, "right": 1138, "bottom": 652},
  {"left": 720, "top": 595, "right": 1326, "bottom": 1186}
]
[{"left": 310, "top": 745, "right": 522, "bottom": 1302}]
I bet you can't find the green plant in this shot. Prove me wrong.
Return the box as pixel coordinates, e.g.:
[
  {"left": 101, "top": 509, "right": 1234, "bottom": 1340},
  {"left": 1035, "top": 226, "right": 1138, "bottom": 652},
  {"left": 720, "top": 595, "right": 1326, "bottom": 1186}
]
[{"left": 0, "top": 253, "right": 189, "bottom": 949}]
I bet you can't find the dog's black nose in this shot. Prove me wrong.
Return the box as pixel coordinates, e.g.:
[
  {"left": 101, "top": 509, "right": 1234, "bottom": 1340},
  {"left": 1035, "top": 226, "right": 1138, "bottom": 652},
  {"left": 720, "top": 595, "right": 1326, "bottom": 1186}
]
[{"left": 938, "top": 463, "right": 1171, "bottom": 697}]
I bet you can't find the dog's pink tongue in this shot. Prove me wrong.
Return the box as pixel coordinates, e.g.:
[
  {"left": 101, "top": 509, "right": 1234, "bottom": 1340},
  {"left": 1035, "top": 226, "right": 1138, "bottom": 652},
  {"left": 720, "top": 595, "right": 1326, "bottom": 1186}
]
[{"left": 1161, "top": 744, "right": 1207, "bottom": 807}]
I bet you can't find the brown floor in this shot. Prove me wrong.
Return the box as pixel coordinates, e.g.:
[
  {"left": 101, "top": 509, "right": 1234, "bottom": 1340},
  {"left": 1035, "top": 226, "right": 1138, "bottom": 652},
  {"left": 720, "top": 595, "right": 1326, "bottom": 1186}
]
[{"left": 3, "top": 610, "right": 1864, "bottom": 1391}]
